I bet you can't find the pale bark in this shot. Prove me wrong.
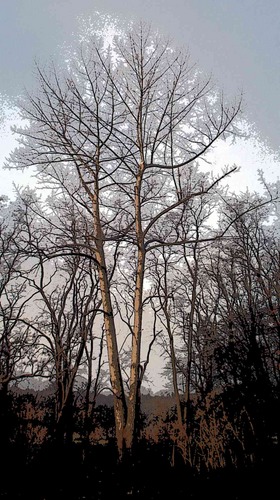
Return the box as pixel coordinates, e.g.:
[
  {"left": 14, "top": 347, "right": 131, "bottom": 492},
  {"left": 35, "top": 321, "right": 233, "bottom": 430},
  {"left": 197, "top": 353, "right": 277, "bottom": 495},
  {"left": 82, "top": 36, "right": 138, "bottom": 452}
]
[
  {"left": 125, "top": 166, "right": 145, "bottom": 450},
  {"left": 125, "top": 246, "right": 145, "bottom": 449},
  {"left": 92, "top": 183, "right": 127, "bottom": 454}
]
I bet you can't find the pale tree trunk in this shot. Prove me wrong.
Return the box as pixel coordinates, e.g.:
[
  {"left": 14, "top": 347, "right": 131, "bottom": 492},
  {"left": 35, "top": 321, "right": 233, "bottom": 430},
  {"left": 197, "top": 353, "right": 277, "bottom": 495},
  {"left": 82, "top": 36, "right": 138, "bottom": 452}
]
[
  {"left": 125, "top": 245, "right": 145, "bottom": 450},
  {"left": 92, "top": 185, "right": 127, "bottom": 457},
  {"left": 124, "top": 167, "right": 145, "bottom": 451}
]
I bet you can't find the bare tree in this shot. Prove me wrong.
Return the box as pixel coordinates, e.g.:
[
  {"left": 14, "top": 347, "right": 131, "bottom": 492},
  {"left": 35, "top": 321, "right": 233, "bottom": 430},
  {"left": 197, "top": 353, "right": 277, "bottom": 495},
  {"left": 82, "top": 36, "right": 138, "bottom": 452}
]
[
  {"left": 148, "top": 175, "right": 219, "bottom": 464},
  {"left": 13, "top": 191, "right": 104, "bottom": 447},
  {"left": 0, "top": 196, "right": 42, "bottom": 395},
  {"left": 207, "top": 193, "right": 279, "bottom": 392},
  {"left": 8, "top": 23, "right": 243, "bottom": 456},
  {"left": 0, "top": 196, "right": 46, "bottom": 452},
  {"left": 193, "top": 192, "right": 280, "bottom": 463}
]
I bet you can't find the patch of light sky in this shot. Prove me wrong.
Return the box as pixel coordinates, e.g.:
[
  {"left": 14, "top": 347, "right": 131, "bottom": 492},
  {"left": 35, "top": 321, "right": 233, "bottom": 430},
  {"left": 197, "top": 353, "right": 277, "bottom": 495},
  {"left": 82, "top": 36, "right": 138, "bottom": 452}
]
[
  {"left": 0, "top": 107, "right": 37, "bottom": 199},
  {"left": 205, "top": 123, "right": 280, "bottom": 195}
]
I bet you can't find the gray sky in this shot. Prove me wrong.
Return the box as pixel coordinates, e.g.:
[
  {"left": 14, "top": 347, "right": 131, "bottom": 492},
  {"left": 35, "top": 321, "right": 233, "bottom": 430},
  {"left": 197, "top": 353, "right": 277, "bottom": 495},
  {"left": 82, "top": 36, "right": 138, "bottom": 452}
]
[{"left": 1, "top": 0, "right": 279, "bottom": 152}]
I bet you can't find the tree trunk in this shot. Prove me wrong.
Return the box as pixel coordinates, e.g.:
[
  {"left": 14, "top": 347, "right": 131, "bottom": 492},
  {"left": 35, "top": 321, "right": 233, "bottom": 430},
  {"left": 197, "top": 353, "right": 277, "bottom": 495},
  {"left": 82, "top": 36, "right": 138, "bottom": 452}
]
[
  {"left": 166, "top": 313, "right": 184, "bottom": 429},
  {"left": 124, "top": 168, "right": 145, "bottom": 452},
  {"left": 125, "top": 246, "right": 145, "bottom": 450},
  {"left": 92, "top": 189, "right": 127, "bottom": 457}
]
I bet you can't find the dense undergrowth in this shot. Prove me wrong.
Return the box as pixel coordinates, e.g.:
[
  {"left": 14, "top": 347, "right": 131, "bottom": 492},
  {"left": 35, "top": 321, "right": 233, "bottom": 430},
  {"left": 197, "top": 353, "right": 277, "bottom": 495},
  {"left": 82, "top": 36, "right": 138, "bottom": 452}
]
[{"left": 0, "top": 389, "right": 278, "bottom": 499}]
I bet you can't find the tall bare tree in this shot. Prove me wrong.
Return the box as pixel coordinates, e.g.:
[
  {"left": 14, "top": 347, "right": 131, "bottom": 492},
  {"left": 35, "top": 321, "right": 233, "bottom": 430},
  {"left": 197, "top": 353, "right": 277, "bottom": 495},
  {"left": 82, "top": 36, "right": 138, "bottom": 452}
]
[{"left": 8, "top": 23, "right": 242, "bottom": 456}]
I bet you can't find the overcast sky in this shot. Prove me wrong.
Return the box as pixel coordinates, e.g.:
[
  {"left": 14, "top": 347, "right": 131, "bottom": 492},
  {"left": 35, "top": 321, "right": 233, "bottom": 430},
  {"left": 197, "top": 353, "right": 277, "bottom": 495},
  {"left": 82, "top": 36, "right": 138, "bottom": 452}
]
[{"left": 0, "top": 0, "right": 279, "bottom": 196}]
